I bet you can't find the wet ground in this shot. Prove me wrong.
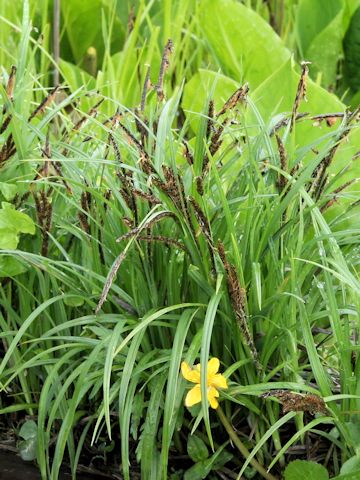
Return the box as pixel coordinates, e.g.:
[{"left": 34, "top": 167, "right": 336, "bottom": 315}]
[{"left": 0, "top": 452, "right": 111, "bottom": 480}]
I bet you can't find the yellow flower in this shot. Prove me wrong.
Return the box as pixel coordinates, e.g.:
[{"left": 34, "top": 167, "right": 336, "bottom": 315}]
[{"left": 181, "top": 357, "right": 228, "bottom": 409}]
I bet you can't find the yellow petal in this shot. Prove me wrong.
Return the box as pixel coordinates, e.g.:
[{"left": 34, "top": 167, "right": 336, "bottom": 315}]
[
  {"left": 207, "top": 386, "right": 219, "bottom": 409},
  {"left": 181, "top": 362, "right": 200, "bottom": 383},
  {"left": 185, "top": 385, "right": 202, "bottom": 407},
  {"left": 207, "top": 357, "right": 220, "bottom": 377},
  {"left": 210, "top": 373, "right": 228, "bottom": 390}
]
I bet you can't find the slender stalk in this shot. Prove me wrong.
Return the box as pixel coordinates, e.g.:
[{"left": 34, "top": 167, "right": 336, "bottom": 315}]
[
  {"left": 53, "top": 0, "right": 60, "bottom": 85},
  {"left": 217, "top": 406, "right": 278, "bottom": 480}
]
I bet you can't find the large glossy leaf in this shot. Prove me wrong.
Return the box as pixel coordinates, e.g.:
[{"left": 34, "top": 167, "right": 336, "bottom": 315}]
[
  {"left": 60, "top": 0, "right": 124, "bottom": 68},
  {"left": 183, "top": 61, "right": 359, "bottom": 228},
  {"left": 345, "top": 0, "right": 360, "bottom": 19},
  {"left": 297, "top": 0, "right": 343, "bottom": 53},
  {"left": 344, "top": 6, "right": 360, "bottom": 92},
  {"left": 183, "top": 59, "right": 344, "bottom": 145},
  {"left": 182, "top": 69, "right": 238, "bottom": 132},
  {"left": 296, "top": 0, "right": 344, "bottom": 87},
  {"left": 199, "top": 0, "right": 290, "bottom": 88},
  {"left": 249, "top": 58, "right": 360, "bottom": 218},
  {"left": 249, "top": 57, "right": 341, "bottom": 166},
  {"left": 256, "top": 60, "right": 341, "bottom": 108},
  {"left": 340, "top": 456, "right": 360, "bottom": 475}
]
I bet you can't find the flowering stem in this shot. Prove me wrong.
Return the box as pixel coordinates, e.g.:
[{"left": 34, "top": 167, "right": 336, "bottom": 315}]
[{"left": 217, "top": 406, "right": 278, "bottom": 480}]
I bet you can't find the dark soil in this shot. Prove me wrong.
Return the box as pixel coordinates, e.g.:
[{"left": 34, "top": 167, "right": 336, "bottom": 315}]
[{"left": 0, "top": 452, "right": 111, "bottom": 480}]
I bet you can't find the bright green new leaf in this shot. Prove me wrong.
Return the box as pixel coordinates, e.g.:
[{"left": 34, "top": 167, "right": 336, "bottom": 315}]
[
  {"left": 0, "top": 206, "right": 35, "bottom": 249},
  {"left": 0, "top": 207, "right": 35, "bottom": 236},
  {"left": 0, "top": 229, "right": 19, "bottom": 250},
  {"left": 345, "top": 0, "right": 360, "bottom": 20},
  {"left": 0, "top": 182, "right": 18, "bottom": 201},
  {"left": 284, "top": 460, "right": 329, "bottom": 480},
  {"left": 0, "top": 256, "right": 27, "bottom": 277},
  {"left": 340, "top": 456, "right": 360, "bottom": 476},
  {"left": 63, "top": 295, "right": 85, "bottom": 307},
  {"left": 333, "top": 472, "right": 360, "bottom": 480}
]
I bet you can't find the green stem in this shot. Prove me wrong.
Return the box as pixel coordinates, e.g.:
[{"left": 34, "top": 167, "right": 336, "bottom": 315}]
[{"left": 217, "top": 406, "right": 278, "bottom": 480}]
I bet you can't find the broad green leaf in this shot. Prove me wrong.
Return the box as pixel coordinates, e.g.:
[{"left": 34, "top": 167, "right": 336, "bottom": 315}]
[
  {"left": 296, "top": 0, "right": 343, "bottom": 53},
  {"left": 211, "top": 450, "right": 233, "bottom": 470},
  {"left": 344, "top": 6, "right": 360, "bottom": 92},
  {"left": 187, "top": 435, "right": 209, "bottom": 462},
  {"left": 184, "top": 461, "right": 211, "bottom": 480},
  {"left": 1, "top": 202, "right": 14, "bottom": 209},
  {"left": 303, "top": 4, "right": 344, "bottom": 87},
  {"left": 0, "top": 182, "right": 17, "bottom": 201},
  {"left": 182, "top": 69, "right": 238, "bottom": 132},
  {"left": 340, "top": 456, "right": 360, "bottom": 475},
  {"left": 0, "top": 207, "right": 35, "bottom": 235},
  {"left": 18, "top": 437, "right": 37, "bottom": 461},
  {"left": 199, "top": 0, "right": 290, "bottom": 87},
  {"left": 18, "top": 420, "right": 38, "bottom": 461},
  {"left": 184, "top": 445, "right": 231, "bottom": 480},
  {"left": 19, "top": 419, "right": 37, "bottom": 440},
  {"left": 345, "top": 0, "right": 360, "bottom": 20},
  {"left": 0, "top": 256, "right": 27, "bottom": 277},
  {"left": 247, "top": 58, "right": 360, "bottom": 205},
  {"left": 0, "top": 229, "right": 19, "bottom": 249},
  {"left": 345, "top": 421, "right": 360, "bottom": 449},
  {"left": 61, "top": 0, "right": 124, "bottom": 67},
  {"left": 183, "top": 60, "right": 359, "bottom": 226},
  {"left": 250, "top": 58, "right": 344, "bottom": 123},
  {"left": 333, "top": 472, "right": 360, "bottom": 480},
  {"left": 284, "top": 460, "right": 329, "bottom": 480},
  {"left": 59, "top": 59, "right": 96, "bottom": 93},
  {"left": 63, "top": 295, "right": 85, "bottom": 307}
]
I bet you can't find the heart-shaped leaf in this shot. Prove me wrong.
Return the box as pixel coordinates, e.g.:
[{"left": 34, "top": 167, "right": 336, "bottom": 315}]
[{"left": 284, "top": 460, "right": 329, "bottom": 480}]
